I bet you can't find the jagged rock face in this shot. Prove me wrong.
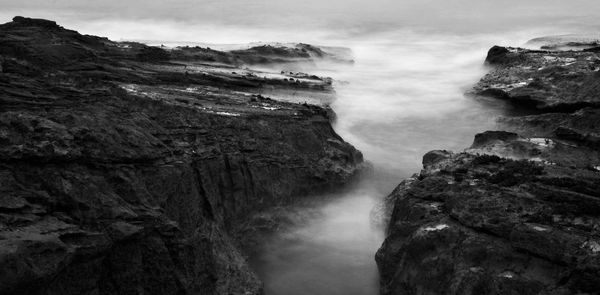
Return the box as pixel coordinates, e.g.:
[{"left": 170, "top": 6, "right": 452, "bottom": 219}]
[
  {"left": 376, "top": 150, "right": 600, "bottom": 295},
  {"left": 472, "top": 45, "right": 600, "bottom": 111},
  {"left": 498, "top": 108, "right": 600, "bottom": 152},
  {"left": 377, "top": 44, "right": 600, "bottom": 294},
  {"left": 0, "top": 17, "right": 364, "bottom": 295},
  {"left": 160, "top": 43, "right": 353, "bottom": 67}
]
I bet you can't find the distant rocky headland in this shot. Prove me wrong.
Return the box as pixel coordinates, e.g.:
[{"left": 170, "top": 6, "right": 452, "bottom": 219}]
[
  {"left": 0, "top": 16, "right": 364, "bottom": 294},
  {"left": 376, "top": 37, "right": 600, "bottom": 293}
]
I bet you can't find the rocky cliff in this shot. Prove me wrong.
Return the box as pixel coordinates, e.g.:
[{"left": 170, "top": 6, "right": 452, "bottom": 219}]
[
  {"left": 0, "top": 17, "right": 364, "bottom": 295},
  {"left": 376, "top": 40, "right": 600, "bottom": 294}
]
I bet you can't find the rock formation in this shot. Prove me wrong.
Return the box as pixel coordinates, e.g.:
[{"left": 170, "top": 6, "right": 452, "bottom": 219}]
[
  {"left": 0, "top": 17, "right": 364, "bottom": 295},
  {"left": 377, "top": 41, "right": 600, "bottom": 294}
]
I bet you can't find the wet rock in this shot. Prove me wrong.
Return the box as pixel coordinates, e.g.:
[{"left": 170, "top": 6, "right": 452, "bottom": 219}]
[
  {"left": 377, "top": 151, "right": 600, "bottom": 295},
  {"left": 485, "top": 45, "right": 511, "bottom": 64},
  {"left": 473, "top": 45, "right": 600, "bottom": 111},
  {"left": 498, "top": 108, "right": 600, "bottom": 151},
  {"left": 378, "top": 43, "right": 600, "bottom": 295},
  {"left": 471, "top": 131, "right": 519, "bottom": 148},
  {"left": 422, "top": 150, "right": 452, "bottom": 167},
  {"left": 136, "top": 46, "right": 170, "bottom": 62},
  {"left": 0, "top": 195, "right": 30, "bottom": 211},
  {"left": 171, "top": 43, "right": 352, "bottom": 69},
  {"left": 108, "top": 221, "right": 144, "bottom": 240},
  {"left": 526, "top": 34, "right": 600, "bottom": 51},
  {"left": 0, "top": 17, "right": 364, "bottom": 295},
  {"left": 11, "top": 16, "right": 60, "bottom": 29}
]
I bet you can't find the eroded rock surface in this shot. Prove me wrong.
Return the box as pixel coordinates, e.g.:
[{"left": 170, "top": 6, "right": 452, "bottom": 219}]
[
  {"left": 472, "top": 45, "right": 600, "bottom": 111},
  {"left": 377, "top": 44, "right": 600, "bottom": 294},
  {"left": 377, "top": 150, "right": 600, "bottom": 295},
  {"left": 0, "top": 16, "right": 364, "bottom": 295}
]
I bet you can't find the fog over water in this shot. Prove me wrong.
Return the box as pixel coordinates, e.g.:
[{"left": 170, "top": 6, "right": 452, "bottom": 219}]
[{"left": 4, "top": 1, "right": 599, "bottom": 294}]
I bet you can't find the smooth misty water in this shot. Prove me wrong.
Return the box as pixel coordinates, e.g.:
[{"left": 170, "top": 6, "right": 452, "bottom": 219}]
[
  {"left": 3, "top": 1, "right": 599, "bottom": 294},
  {"left": 246, "top": 33, "right": 516, "bottom": 295}
]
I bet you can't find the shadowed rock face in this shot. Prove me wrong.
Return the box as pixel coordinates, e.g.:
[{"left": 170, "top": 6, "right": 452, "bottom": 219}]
[
  {"left": 376, "top": 151, "right": 600, "bottom": 295},
  {"left": 377, "top": 43, "right": 600, "bottom": 294},
  {"left": 0, "top": 17, "right": 364, "bottom": 295}
]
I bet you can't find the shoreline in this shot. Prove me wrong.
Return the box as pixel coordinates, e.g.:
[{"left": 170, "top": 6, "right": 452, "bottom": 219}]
[
  {"left": 376, "top": 40, "right": 600, "bottom": 294},
  {"left": 2, "top": 15, "right": 599, "bottom": 295},
  {"left": 0, "top": 16, "right": 365, "bottom": 295}
]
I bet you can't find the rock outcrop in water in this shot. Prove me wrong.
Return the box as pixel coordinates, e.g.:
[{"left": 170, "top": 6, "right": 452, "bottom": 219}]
[
  {"left": 526, "top": 34, "right": 600, "bottom": 52},
  {"left": 472, "top": 45, "right": 600, "bottom": 111},
  {"left": 377, "top": 40, "right": 600, "bottom": 294},
  {"left": 0, "top": 17, "right": 364, "bottom": 295},
  {"left": 171, "top": 43, "right": 353, "bottom": 67}
]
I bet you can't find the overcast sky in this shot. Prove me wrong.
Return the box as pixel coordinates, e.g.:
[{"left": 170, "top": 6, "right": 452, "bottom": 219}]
[{"left": 1, "top": 0, "right": 598, "bottom": 43}]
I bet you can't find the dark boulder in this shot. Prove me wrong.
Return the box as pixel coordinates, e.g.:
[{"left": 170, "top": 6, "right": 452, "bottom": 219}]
[
  {"left": 485, "top": 45, "right": 510, "bottom": 64},
  {"left": 471, "top": 131, "right": 519, "bottom": 148}
]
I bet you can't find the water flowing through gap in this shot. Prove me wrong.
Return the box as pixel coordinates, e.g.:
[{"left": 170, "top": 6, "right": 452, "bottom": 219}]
[
  {"left": 246, "top": 32, "right": 519, "bottom": 295},
  {"left": 3, "top": 1, "right": 598, "bottom": 294},
  {"left": 243, "top": 23, "right": 598, "bottom": 295}
]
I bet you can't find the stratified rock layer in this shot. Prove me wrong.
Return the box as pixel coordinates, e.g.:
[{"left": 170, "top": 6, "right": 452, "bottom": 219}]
[
  {"left": 377, "top": 44, "right": 600, "bottom": 294},
  {"left": 0, "top": 17, "right": 364, "bottom": 295}
]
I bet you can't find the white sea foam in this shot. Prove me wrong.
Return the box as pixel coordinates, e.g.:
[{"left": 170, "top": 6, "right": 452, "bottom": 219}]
[{"left": 423, "top": 224, "right": 450, "bottom": 232}]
